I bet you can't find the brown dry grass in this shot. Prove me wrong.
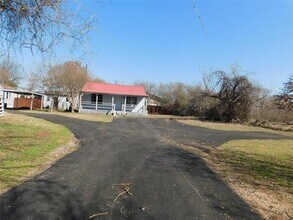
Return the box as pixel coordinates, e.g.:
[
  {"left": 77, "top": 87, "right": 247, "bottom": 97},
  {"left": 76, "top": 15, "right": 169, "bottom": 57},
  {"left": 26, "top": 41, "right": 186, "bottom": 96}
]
[
  {"left": 20, "top": 110, "right": 113, "bottom": 122},
  {"left": 177, "top": 119, "right": 293, "bottom": 137},
  {"left": 178, "top": 142, "right": 292, "bottom": 220}
]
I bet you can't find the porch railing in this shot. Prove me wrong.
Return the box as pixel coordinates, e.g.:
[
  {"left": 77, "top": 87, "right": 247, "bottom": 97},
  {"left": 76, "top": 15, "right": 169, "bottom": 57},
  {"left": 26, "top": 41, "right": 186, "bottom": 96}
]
[
  {"left": 81, "top": 101, "right": 113, "bottom": 110},
  {"left": 122, "top": 104, "right": 136, "bottom": 112},
  {"left": 82, "top": 101, "right": 137, "bottom": 113}
]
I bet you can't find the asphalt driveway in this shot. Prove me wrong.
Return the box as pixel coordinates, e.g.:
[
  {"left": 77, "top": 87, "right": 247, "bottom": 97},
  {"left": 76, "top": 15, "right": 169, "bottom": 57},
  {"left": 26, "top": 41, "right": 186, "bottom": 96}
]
[{"left": 0, "top": 113, "right": 287, "bottom": 220}]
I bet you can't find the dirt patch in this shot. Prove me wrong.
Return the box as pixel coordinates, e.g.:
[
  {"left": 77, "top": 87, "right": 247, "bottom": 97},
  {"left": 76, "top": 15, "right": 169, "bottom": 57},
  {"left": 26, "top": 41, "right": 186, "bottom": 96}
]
[
  {"left": 36, "top": 131, "right": 50, "bottom": 137},
  {"left": 162, "top": 137, "right": 293, "bottom": 220}
]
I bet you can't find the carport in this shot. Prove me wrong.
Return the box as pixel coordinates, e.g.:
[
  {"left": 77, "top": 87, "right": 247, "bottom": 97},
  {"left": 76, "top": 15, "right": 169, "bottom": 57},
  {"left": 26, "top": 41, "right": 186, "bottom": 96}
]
[{"left": 0, "top": 87, "right": 44, "bottom": 111}]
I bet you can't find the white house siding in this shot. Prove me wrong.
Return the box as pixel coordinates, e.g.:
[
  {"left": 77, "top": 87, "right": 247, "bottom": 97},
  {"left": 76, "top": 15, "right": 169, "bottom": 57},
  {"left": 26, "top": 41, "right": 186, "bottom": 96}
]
[
  {"left": 42, "top": 95, "right": 51, "bottom": 109},
  {"left": 132, "top": 97, "right": 146, "bottom": 113},
  {"left": 80, "top": 93, "right": 148, "bottom": 115},
  {"left": 82, "top": 93, "right": 112, "bottom": 104},
  {"left": 43, "top": 96, "right": 71, "bottom": 111},
  {"left": 80, "top": 93, "right": 113, "bottom": 114},
  {"left": 58, "top": 97, "right": 70, "bottom": 110},
  {"left": 3, "top": 91, "right": 17, "bottom": 108}
]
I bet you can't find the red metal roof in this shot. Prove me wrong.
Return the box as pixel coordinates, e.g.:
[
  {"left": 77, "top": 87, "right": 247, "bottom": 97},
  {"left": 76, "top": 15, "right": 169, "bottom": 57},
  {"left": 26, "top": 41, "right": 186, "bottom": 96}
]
[{"left": 81, "top": 82, "right": 148, "bottom": 97}]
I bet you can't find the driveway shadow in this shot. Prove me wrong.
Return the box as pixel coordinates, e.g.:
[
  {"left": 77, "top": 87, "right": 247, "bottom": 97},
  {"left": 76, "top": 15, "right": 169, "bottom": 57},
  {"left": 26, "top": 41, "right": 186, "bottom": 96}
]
[
  {"left": 147, "top": 145, "right": 261, "bottom": 219},
  {"left": 0, "top": 179, "right": 86, "bottom": 220}
]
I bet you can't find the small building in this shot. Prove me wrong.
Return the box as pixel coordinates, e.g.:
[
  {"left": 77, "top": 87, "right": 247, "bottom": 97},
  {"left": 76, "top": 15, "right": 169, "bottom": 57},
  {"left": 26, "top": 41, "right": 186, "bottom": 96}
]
[
  {"left": 80, "top": 82, "right": 148, "bottom": 115},
  {"left": 0, "top": 83, "right": 44, "bottom": 110},
  {"left": 43, "top": 95, "right": 71, "bottom": 111},
  {"left": 147, "top": 94, "right": 164, "bottom": 114}
]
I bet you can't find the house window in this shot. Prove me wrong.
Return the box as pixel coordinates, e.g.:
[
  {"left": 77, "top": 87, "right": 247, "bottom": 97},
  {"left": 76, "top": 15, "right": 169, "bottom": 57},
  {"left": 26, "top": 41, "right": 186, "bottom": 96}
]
[
  {"left": 91, "top": 94, "right": 103, "bottom": 104},
  {"left": 91, "top": 94, "right": 96, "bottom": 103},
  {"left": 98, "top": 95, "right": 103, "bottom": 104},
  {"left": 126, "top": 96, "right": 137, "bottom": 105}
]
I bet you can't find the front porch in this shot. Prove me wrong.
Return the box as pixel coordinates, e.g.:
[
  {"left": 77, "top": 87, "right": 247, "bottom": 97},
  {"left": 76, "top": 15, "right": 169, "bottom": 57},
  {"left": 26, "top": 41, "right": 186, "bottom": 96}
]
[{"left": 79, "top": 93, "right": 147, "bottom": 115}]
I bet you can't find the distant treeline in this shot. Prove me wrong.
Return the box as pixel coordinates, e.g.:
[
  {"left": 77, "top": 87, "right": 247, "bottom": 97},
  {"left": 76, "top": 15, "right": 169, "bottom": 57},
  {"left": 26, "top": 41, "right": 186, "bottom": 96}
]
[{"left": 135, "top": 69, "right": 293, "bottom": 123}]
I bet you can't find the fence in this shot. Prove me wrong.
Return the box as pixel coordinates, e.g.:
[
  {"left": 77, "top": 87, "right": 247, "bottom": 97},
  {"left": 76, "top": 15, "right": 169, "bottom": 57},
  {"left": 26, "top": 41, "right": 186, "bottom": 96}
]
[{"left": 14, "top": 98, "right": 42, "bottom": 110}]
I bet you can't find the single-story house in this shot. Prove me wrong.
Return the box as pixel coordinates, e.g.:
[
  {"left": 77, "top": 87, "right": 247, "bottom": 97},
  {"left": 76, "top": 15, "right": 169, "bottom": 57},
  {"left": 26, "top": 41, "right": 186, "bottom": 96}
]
[{"left": 79, "top": 82, "right": 148, "bottom": 115}]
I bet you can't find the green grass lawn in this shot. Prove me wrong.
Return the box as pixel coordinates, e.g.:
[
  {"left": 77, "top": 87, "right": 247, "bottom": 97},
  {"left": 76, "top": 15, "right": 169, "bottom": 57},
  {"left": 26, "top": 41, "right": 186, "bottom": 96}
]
[
  {"left": 0, "top": 113, "right": 74, "bottom": 192},
  {"left": 216, "top": 139, "right": 293, "bottom": 191}
]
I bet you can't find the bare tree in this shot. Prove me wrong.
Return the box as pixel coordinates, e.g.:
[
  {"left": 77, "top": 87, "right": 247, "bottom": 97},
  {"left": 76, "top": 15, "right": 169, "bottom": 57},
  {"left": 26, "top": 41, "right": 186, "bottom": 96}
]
[
  {"left": 275, "top": 74, "right": 293, "bottom": 111},
  {"left": 90, "top": 77, "right": 105, "bottom": 83},
  {"left": 283, "top": 74, "right": 293, "bottom": 95},
  {"left": 0, "top": 0, "right": 96, "bottom": 55},
  {"left": 133, "top": 81, "right": 158, "bottom": 96},
  {"left": 26, "top": 72, "right": 40, "bottom": 92},
  {"left": 202, "top": 69, "right": 267, "bottom": 122},
  {"left": 42, "top": 64, "right": 63, "bottom": 111},
  {"left": 186, "top": 84, "right": 213, "bottom": 117},
  {"left": 0, "top": 58, "right": 22, "bottom": 87},
  {"left": 202, "top": 67, "right": 220, "bottom": 94},
  {"left": 43, "top": 61, "right": 90, "bottom": 112},
  {"left": 58, "top": 61, "right": 90, "bottom": 112}
]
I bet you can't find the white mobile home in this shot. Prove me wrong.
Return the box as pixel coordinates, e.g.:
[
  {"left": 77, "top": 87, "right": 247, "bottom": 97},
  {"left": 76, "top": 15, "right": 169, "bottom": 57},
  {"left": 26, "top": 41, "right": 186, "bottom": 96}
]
[
  {"left": 80, "top": 82, "right": 148, "bottom": 115},
  {"left": 43, "top": 95, "right": 71, "bottom": 111},
  {"left": 0, "top": 84, "right": 18, "bottom": 109}
]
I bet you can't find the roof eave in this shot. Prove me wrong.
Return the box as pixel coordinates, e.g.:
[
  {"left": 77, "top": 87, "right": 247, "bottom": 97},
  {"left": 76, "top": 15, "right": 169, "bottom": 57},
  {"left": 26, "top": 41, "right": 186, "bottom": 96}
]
[{"left": 81, "top": 90, "right": 148, "bottom": 97}]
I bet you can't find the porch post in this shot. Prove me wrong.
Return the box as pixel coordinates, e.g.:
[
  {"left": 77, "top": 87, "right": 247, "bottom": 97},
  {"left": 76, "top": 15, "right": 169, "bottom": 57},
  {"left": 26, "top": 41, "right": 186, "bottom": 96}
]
[
  {"left": 124, "top": 96, "right": 127, "bottom": 112},
  {"left": 95, "top": 94, "right": 98, "bottom": 110},
  {"left": 30, "top": 94, "right": 34, "bottom": 110},
  {"left": 79, "top": 93, "right": 83, "bottom": 112},
  {"left": 112, "top": 96, "right": 114, "bottom": 112},
  {"left": 16, "top": 93, "right": 18, "bottom": 109},
  {"left": 145, "top": 97, "right": 148, "bottom": 113},
  {"left": 41, "top": 95, "right": 43, "bottom": 110}
]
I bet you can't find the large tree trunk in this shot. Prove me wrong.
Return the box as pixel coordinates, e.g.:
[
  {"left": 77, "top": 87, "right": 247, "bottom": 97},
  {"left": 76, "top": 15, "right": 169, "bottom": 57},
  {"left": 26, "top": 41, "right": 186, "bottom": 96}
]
[
  {"left": 50, "top": 97, "right": 54, "bottom": 112},
  {"left": 69, "top": 96, "right": 74, "bottom": 113}
]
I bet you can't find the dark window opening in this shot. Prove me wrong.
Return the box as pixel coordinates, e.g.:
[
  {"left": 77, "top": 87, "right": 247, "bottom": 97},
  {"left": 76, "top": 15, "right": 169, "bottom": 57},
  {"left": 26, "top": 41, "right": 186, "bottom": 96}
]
[
  {"left": 98, "top": 95, "right": 103, "bottom": 104},
  {"left": 126, "top": 96, "right": 137, "bottom": 105},
  {"left": 91, "top": 94, "right": 103, "bottom": 104},
  {"left": 91, "top": 94, "right": 96, "bottom": 103}
]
